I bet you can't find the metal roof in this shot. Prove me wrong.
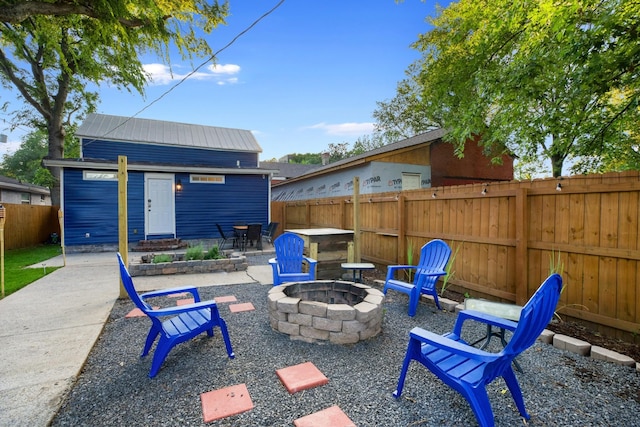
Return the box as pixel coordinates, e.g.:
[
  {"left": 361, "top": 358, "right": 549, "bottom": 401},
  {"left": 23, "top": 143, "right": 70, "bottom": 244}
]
[{"left": 76, "top": 113, "right": 262, "bottom": 153}]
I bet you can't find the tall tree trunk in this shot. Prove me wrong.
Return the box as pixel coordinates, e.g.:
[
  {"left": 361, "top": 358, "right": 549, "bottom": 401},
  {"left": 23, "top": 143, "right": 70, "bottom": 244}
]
[
  {"left": 550, "top": 153, "right": 564, "bottom": 178},
  {"left": 47, "top": 122, "right": 65, "bottom": 207}
]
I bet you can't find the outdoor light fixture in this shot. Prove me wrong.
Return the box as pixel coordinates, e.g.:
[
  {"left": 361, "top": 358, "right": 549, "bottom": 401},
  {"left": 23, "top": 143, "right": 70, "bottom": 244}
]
[
  {"left": 556, "top": 182, "right": 562, "bottom": 191},
  {"left": 176, "top": 179, "right": 183, "bottom": 192},
  {"left": 432, "top": 191, "right": 437, "bottom": 198},
  {"left": 481, "top": 184, "right": 488, "bottom": 195}
]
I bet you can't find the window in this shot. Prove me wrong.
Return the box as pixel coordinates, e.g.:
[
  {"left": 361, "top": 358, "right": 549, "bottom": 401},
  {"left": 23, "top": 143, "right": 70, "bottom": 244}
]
[
  {"left": 84, "top": 171, "right": 117, "bottom": 180},
  {"left": 190, "top": 174, "right": 225, "bottom": 184},
  {"left": 402, "top": 173, "right": 421, "bottom": 191},
  {"left": 21, "top": 193, "right": 31, "bottom": 204}
]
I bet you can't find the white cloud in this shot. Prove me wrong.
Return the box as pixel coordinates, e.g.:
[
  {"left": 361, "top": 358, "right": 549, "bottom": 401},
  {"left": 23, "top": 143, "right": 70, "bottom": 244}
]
[
  {"left": 208, "top": 63, "right": 241, "bottom": 75},
  {"left": 143, "top": 63, "right": 241, "bottom": 86},
  {"left": 307, "top": 122, "right": 375, "bottom": 136}
]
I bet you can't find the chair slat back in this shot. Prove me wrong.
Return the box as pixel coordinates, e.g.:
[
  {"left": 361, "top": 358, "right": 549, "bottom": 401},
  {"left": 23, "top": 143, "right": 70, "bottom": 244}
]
[
  {"left": 117, "top": 253, "right": 153, "bottom": 313},
  {"left": 414, "top": 239, "right": 451, "bottom": 290},
  {"left": 485, "top": 274, "right": 562, "bottom": 379},
  {"left": 246, "top": 223, "right": 262, "bottom": 242},
  {"left": 274, "top": 233, "right": 306, "bottom": 273},
  {"left": 506, "top": 273, "right": 562, "bottom": 354}
]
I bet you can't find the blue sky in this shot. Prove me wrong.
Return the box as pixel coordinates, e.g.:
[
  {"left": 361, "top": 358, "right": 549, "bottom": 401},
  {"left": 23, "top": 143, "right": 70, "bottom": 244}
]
[{"left": 1, "top": 1, "right": 448, "bottom": 161}]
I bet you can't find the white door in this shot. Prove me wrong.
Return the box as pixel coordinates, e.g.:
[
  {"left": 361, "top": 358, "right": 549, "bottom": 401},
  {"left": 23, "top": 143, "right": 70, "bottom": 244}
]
[{"left": 145, "top": 174, "right": 175, "bottom": 237}]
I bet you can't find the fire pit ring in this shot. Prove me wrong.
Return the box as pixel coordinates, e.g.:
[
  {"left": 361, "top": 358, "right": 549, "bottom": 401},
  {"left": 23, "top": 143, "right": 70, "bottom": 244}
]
[{"left": 267, "top": 280, "right": 385, "bottom": 344}]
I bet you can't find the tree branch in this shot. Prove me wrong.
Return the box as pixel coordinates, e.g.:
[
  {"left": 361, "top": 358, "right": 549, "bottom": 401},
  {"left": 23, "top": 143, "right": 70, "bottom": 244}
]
[{"left": 0, "top": 2, "right": 156, "bottom": 27}]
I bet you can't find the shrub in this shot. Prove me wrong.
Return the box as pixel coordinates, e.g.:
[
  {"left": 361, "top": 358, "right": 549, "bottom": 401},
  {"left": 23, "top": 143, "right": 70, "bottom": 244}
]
[
  {"left": 152, "top": 254, "right": 173, "bottom": 263},
  {"left": 205, "top": 245, "right": 222, "bottom": 260},
  {"left": 185, "top": 244, "right": 205, "bottom": 261}
]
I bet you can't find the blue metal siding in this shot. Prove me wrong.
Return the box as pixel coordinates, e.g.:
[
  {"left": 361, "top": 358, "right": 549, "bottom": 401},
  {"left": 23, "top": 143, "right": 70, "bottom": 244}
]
[
  {"left": 82, "top": 139, "right": 258, "bottom": 168},
  {"left": 175, "top": 173, "right": 269, "bottom": 240},
  {"left": 63, "top": 170, "right": 145, "bottom": 246},
  {"left": 63, "top": 169, "right": 268, "bottom": 246}
]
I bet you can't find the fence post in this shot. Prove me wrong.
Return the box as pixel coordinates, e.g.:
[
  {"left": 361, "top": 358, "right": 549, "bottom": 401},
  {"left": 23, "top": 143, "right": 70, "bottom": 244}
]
[
  {"left": 515, "top": 188, "right": 529, "bottom": 305},
  {"left": 397, "top": 193, "right": 406, "bottom": 264},
  {"left": 353, "top": 176, "right": 361, "bottom": 262}
]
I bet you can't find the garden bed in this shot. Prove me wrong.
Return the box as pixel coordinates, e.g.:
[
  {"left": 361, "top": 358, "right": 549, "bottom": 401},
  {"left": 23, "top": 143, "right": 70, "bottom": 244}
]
[{"left": 128, "top": 253, "right": 248, "bottom": 276}]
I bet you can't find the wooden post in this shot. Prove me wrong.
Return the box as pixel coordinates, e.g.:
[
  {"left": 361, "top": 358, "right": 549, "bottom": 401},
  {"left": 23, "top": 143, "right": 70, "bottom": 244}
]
[
  {"left": 118, "top": 156, "right": 128, "bottom": 299},
  {"left": 0, "top": 205, "right": 5, "bottom": 298},
  {"left": 397, "top": 193, "right": 406, "bottom": 264},
  {"left": 515, "top": 188, "right": 528, "bottom": 305},
  {"left": 353, "top": 176, "right": 361, "bottom": 262},
  {"left": 58, "top": 209, "right": 66, "bottom": 266}
]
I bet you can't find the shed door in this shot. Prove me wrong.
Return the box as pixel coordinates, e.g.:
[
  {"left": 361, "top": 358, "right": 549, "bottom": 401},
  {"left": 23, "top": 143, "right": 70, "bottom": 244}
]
[{"left": 145, "top": 174, "right": 175, "bottom": 237}]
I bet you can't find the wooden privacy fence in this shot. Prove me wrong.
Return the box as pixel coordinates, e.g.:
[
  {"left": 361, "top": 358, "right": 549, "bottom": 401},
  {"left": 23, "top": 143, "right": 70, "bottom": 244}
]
[
  {"left": 0, "top": 203, "right": 60, "bottom": 250},
  {"left": 272, "top": 171, "right": 640, "bottom": 342}
]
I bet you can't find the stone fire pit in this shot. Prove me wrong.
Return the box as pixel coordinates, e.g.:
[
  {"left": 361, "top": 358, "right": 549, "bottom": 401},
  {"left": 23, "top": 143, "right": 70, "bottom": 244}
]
[{"left": 267, "top": 280, "right": 385, "bottom": 344}]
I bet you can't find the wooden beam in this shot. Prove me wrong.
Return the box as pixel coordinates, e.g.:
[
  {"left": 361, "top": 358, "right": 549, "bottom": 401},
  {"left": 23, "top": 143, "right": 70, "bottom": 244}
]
[
  {"left": 353, "top": 176, "right": 361, "bottom": 262},
  {"left": 118, "top": 156, "right": 128, "bottom": 299}
]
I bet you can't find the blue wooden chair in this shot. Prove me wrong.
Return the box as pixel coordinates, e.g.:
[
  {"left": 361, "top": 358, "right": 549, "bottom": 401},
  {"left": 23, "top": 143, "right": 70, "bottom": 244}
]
[
  {"left": 383, "top": 239, "right": 451, "bottom": 316},
  {"left": 116, "top": 253, "right": 234, "bottom": 378},
  {"left": 393, "top": 273, "right": 563, "bottom": 427},
  {"left": 268, "top": 232, "right": 317, "bottom": 286}
]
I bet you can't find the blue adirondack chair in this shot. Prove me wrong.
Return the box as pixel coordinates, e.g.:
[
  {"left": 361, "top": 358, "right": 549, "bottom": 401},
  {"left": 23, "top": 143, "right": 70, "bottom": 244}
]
[
  {"left": 269, "top": 232, "right": 317, "bottom": 286},
  {"left": 116, "top": 253, "right": 234, "bottom": 378},
  {"left": 393, "top": 273, "right": 563, "bottom": 427},
  {"left": 383, "top": 239, "right": 451, "bottom": 316}
]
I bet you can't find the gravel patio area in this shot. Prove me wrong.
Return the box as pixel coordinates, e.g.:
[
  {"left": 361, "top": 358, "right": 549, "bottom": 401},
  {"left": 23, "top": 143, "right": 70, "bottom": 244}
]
[{"left": 51, "top": 263, "right": 640, "bottom": 426}]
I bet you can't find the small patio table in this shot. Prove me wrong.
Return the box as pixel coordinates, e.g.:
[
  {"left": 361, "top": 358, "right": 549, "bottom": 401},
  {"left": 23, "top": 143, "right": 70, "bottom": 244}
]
[
  {"left": 341, "top": 262, "right": 375, "bottom": 283},
  {"left": 464, "top": 298, "right": 524, "bottom": 372},
  {"left": 233, "top": 225, "right": 248, "bottom": 249}
]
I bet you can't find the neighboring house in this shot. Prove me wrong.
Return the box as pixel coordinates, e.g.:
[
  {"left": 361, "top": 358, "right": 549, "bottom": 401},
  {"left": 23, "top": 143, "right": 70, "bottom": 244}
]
[
  {"left": 0, "top": 175, "right": 51, "bottom": 205},
  {"left": 44, "top": 113, "right": 276, "bottom": 250},
  {"left": 271, "top": 129, "right": 513, "bottom": 201},
  {"left": 260, "top": 161, "right": 321, "bottom": 186}
]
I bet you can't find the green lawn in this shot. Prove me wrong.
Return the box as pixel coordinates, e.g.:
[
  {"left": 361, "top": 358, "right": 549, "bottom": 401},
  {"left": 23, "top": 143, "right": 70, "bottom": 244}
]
[{"left": 1, "top": 245, "right": 62, "bottom": 298}]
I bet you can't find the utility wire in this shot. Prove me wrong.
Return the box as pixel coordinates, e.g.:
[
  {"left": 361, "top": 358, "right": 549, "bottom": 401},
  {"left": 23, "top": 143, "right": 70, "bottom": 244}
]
[{"left": 88, "top": 0, "right": 286, "bottom": 143}]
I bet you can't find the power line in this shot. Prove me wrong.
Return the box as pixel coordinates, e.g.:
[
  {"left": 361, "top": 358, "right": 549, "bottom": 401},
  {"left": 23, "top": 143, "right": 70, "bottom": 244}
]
[{"left": 87, "top": 0, "right": 286, "bottom": 144}]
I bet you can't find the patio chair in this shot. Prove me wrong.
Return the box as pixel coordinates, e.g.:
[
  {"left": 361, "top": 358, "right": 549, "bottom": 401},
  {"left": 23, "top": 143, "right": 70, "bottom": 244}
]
[
  {"left": 269, "top": 232, "right": 317, "bottom": 286},
  {"left": 383, "top": 239, "right": 451, "bottom": 316},
  {"left": 262, "top": 222, "right": 279, "bottom": 245},
  {"left": 215, "top": 223, "right": 235, "bottom": 249},
  {"left": 244, "top": 223, "right": 263, "bottom": 250},
  {"left": 393, "top": 273, "right": 563, "bottom": 427},
  {"left": 116, "top": 253, "right": 234, "bottom": 378}
]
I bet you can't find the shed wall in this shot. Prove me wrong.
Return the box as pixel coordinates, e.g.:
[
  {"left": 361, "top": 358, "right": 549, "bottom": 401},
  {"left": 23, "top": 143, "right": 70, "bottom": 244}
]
[{"left": 82, "top": 139, "right": 258, "bottom": 168}]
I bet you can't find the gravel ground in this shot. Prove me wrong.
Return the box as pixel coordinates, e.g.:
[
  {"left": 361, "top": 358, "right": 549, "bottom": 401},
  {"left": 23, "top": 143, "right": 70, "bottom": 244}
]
[{"left": 52, "top": 259, "right": 640, "bottom": 426}]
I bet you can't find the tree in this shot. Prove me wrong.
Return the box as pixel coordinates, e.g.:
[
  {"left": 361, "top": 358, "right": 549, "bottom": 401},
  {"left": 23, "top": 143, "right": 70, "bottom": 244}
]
[
  {"left": 286, "top": 153, "right": 323, "bottom": 164},
  {"left": 0, "top": 1, "right": 229, "bottom": 205},
  {"left": 1, "top": 128, "right": 78, "bottom": 186},
  {"left": 375, "top": 0, "right": 640, "bottom": 177}
]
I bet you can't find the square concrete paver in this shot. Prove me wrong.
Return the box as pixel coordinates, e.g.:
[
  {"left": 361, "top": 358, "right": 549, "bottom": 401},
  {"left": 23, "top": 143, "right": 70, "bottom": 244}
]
[
  {"left": 124, "top": 307, "right": 157, "bottom": 318},
  {"left": 229, "top": 302, "right": 255, "bottom": 313},
  {"left": 215, "top": 295, "right": 238, "bottom": 303},
  {"left": 200, "top": 383, "right": 253, "bottom": 422},
  {"left": 294, "top": 405, "right": 355, "bottom": 427},
  {"left": 167, "top": 292, "right": 189, "bottom": 298},
  {"left": 176, "top": 298, "right": 195, "bottom": 306},
  {"left": 276, "top": 361, "right": 329, "bottom": 394}
]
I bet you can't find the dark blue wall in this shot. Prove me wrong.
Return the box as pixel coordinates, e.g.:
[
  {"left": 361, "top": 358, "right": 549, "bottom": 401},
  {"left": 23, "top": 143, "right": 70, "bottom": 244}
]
[
  {"left": 82, "top": 139, "right": 258, "bottom": 168},
  {"left": 63, "top": 169, "right": 269, "bottom": 246},
  {"left": 175, "top": 173, "right": 269, "bottom": 240},
  {"left": 63, "top": 169, "right": 144, "bottom": 246}
]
